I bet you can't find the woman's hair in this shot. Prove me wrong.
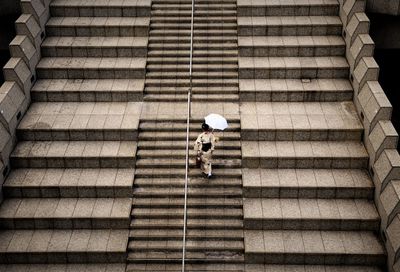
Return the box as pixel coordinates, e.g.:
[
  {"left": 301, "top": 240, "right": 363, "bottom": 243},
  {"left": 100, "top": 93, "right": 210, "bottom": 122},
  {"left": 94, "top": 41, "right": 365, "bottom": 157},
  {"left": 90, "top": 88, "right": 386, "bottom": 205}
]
[{"left": 202, "top": 123, "right": 210, "bottom": 131}]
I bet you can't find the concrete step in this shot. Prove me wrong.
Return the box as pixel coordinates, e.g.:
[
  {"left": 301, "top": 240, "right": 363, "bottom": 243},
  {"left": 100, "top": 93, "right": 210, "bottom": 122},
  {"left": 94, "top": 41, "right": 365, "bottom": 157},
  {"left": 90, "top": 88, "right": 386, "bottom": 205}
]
[
  {"left": 152, "top": 9, "right": 236, "bottom": 17},
  {"left": 151, "top": 22, "right": 237, "bottom": 30},
  {"left": 0, "top": 264, "right": 128, "bottom": 272},
  {"left": 127, "top": 251, "right": 244, "bottom": 264},
  {"left": 136, "top": 149, "right": 241, "bottom": 159},
  {"left": 243, "top": 198, "right": 379, "bottom": 231},
  {"left": 152, "top": 3, "right": 237, "bottom": 11},
  {"left": 126, "top": 263, "right": 384, "bottom": 272},
  {"left": 133, "top": 186, "right": 242, "bottom": 198},
  {"left": 238, "top": 36, "right": 345, "bottom": 57},
  {"left": 240, "top": 101, "right": 363, "bottom": 141},
  {"left": 0, "top": 198, "right": 132, "bottom": 229},
  {"left": 241, "top": 141, "right": 368, "bottom": 169},
  {"left": 139, "top": 120, "right": 240, "bottom": 131},
  {"left": 239, "top": 57, "right": 349, "bottom": 79},
  {"left": 242, "top": 168, "right": 374, "bottom": 199},
  {"left": 131, "top": 207, "right": 242, "bottom": 219},
  {"left": 134, "top": 168, "right": 242, "bottom": 179},
  {"left": 2, "top": 168, "right": 134, "bottom": 198},
  {"left": 41, "top": 36, "right": 148, "bottom": 58},
  {"left": 46, "top": 17, "right": 150, "bottom": 37},
  {"left": 135, "top": 158, "right": 241, "bottom": 169},
  {"left": 138, "top": 131, "right": 240, "bottom": 141},
  {"left": 238, "top": 16, "right": 342, "bottom": 36},
  {"left": 143, "top": 93, "right": 240, "bottom": 102},
  {"left": 17, "top": 102, "right": 140, "bottom": 141},
  {"left": 132, "top": 196, "right": 242, "bottom": 209},
  {"left": 147, "top": 49, "right": 238, "bottom": 58},
  {"left": 36, "top": 57, "right": 146, "bottom": 79},
  {"left": 129, "top": 229, "right": 243, "bottom": 241},
  {"left": 245, "top": 265, "right": 384, "bottom": 272},
  {"left": 130, "top": 218, "right": 243, "bottom": 230},
  {"left": 151, "top": 16, "right": 237, "bottom": 24},
  {"left": 31, "top": 79, "right": 144, "bottom": 102},
  {"left": 0, "top": 229, "right": 128, "bottom": 263},
  {"left": 137, "top": 140, "right": 240, "bottom": 150},
  {"left": 128, "top": 240, "right": 243, "bottom": 252},
  {"left": 149, "top": 29, "right": 237, "bottom": 37},
  {"left": 145, "top": 86, "right": 238, "bottom": 95},
  {"left": 148, "top": 35, "right": 237, "bottom": 44},
  {"left": 239, "top": 79, "right": 353, "bottom": 102},
  {"left": 237, "top": 0, "right": 339, "bottom": 16},
  {"left": 146, "top": 64, "right": 238, "bottom": 73},
  {"left": 146, "top": 71, "right": 238, "bottom": 80},
  {"left": 145, "top": 78, "right": 238, "bottom": 88},
  {"left": 50, "top": 0, "right": 151, "bottom": 17},
  {"left": 134, "top": 177, "right": 242, "bottom": 188},
  {"left": 146, "top": 56, "right": 237, "bottom": 65},
  {"left": 10, "top": 141, "right": 137, "bottom": 168},
  {"left": 244, "top": 230, "right": 385, "bottom": 265}
]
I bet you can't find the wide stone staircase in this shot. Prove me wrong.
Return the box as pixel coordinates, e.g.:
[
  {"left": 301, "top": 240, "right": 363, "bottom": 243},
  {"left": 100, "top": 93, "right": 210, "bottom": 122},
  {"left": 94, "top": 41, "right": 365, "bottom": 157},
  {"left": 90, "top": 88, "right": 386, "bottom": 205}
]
[
  {"left": 144, "top": 0, "right": 239, "bottom": 102},
  {"left": 126, "top": 118, "right": 245, "bottom": 271},
  {"left": 237, "top": 0, "right": 386, "bottom": 271},
  {"left": 0, "top": 0, "right": 150, "bottom": 270},
  {"left": 0, "top": 0, "right": 391, "bottom": 271}
]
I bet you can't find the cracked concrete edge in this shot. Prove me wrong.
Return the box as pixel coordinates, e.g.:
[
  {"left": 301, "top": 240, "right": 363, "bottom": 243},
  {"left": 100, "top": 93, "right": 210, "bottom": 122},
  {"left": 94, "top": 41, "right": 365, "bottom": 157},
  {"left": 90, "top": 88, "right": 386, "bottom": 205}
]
[
  {"left": 0, "top": 0, "right": 50, "bottom": 203},
  {"left": 340, "top": 2, "right": 400, "bottom": 271}
]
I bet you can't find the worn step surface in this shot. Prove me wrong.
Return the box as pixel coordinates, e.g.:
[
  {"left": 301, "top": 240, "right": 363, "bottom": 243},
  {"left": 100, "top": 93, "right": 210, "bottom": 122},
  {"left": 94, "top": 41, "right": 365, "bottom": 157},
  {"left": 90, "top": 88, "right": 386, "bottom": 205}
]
[
  {"left": 0, "top": 229, "right": 129, "bottom": 263},
  {"left": 41, "top": 37, "right": 148, "bottom": 58},
  {"left": 242, "top": 168, "right": 374, "bottom": 199},
  {"left": 244, "top": 230, "right": 385, "bottom": 265},
  {"left": 10, "top": 141, "right": 137, "bottom": 168},
  {"left": 36, "top": 57, "right": 146, "bottom": 79},
  {"left": 239, "top": 79, "right": 353, "bottom": 102},
  {"left": 0, "top": 198, "right": 132, "bottom": 229},
  {"left": 241, "top": 141, "right": 368, "bottom": 169},
  {"left": 2, "top": 168, "right": 134, "bottom": 198},
  {"left": 31, "top": 79, "right": 144, "bottom": 102},
  {"left": 46, "top": 17, "right": 150, "bottom": 37}
]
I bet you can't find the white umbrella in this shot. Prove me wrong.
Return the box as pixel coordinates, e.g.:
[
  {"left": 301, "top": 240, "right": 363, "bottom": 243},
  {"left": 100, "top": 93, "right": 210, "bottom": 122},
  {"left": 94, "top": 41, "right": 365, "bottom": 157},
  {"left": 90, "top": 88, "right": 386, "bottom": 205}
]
[{"left": 204, "top": 113, "right": 228, "bottom": 130}]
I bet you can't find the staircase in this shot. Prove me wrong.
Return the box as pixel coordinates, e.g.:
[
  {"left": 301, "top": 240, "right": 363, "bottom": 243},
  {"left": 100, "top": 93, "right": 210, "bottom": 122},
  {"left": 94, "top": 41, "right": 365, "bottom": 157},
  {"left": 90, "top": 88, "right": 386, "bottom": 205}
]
[
  {"left": 237, "top": 0, "right": 386, "bottom": 271},
  {"left": 144, "top": 0, "right": 239, "bottom": 102},
  {"left": 127, "top": 119, "right": 245, "bottom": 271}
]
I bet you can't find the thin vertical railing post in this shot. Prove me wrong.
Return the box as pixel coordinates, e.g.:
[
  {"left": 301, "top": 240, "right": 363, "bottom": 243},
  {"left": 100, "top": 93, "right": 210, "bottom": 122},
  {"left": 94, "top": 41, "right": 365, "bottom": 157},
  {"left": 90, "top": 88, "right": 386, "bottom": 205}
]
[{"left": 182, "top": 0, "right": 195, "bottom": 271}]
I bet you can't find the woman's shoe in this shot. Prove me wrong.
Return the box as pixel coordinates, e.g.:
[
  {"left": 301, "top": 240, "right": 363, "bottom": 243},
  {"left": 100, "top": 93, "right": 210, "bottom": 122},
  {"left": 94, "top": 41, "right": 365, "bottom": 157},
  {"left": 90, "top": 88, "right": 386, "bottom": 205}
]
[{"left": 207, "top": 173, "right": 212, "bottom": 179}]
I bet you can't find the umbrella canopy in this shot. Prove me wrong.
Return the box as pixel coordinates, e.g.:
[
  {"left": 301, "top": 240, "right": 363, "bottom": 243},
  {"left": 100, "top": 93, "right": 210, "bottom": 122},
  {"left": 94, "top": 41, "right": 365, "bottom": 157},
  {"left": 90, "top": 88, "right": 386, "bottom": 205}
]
[{"left": 204, "top": 113, "right": 228, "bottom": 130}]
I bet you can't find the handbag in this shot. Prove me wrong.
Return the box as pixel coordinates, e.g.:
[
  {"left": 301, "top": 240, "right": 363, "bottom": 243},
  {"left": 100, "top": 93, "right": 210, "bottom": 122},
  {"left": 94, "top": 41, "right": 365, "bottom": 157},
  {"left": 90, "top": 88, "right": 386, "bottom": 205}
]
[{"left": 196, "top": 154, "right": 202, "bottom": 168}]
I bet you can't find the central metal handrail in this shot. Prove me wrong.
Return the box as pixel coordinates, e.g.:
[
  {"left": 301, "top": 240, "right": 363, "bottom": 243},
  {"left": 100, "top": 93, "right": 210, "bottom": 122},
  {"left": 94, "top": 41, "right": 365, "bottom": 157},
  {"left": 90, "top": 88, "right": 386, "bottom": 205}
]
[{"left": 182, "top": 0, "right": 195, "bottom": 270}]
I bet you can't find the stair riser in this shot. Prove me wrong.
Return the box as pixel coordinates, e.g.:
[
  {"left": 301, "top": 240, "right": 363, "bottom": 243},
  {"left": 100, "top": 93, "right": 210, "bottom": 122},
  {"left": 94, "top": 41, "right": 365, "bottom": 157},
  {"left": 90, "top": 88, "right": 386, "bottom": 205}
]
[
  {"left": 50, "top": 7, "right": 151, "bottom": 17},
  {"left": 17, "top": 130, "right": 138, "bottom": 141},
  {"left": 11, "top": 158, "right": 136, "bottom": 169},
  {"left": 238, "top": 26, "right": 341, "bottom": 37},
  {"left": 2, "top": 187, "right": 132, "bottom": 198},
  {"left": 237, "top": 6, "right": 339, "bottom": 17},
  {"left": 144, "top": 96, "right": 239, "bottom": 102},
  {"left": 42, "top": 47, "right": 148, "bottom": 58},
  {"left": 245, "top": 253, "right": 385, "bottom": 266},
  {"left": 0, "top": 218, "right": 130, "bottom": 230},
  {"left": 239, "top": 46, "right": 345, "bottom": 57},
  {"left": 243, "top": 187, "right": 374, "bottom": 200},
  {"left": 132, "top": 203, "right": 242, "bottom": 209},
  {"left": 134, "top": 173, "right": 242, "bottom": 179},
  {"left": 242, "top": 158, "right": 368, "bottom": 169},
  {"left": 239, "top": 68, "right": 349, "bottom": 79},
  {"left": 37, "top": 68, "right": 145, "bottom": 80},
  {"left": 136, "top": 154, "right": 241, "bottom": 159},
  {"left": 243, "top": 219, "right": 379, "bottom": 231},
  {"left": 149, "top": 31, "right": 237, "bottom": 37},
  {"left": 148, "top": 52, "right": 238, "bottom": 58},
  {"left": 151, "top": 18, "right": 237, "bottom": 24},
  {"left": 136, "top": 164, "right": 241, "bottom": 169},
  {"left": 239, "top": 90, "right": 353, "bottom": 102},
  {"left": 146, "top": 73, "right": 238, "bottom": 79},
  {"left": 130, "top": 236, "right": 242, "bottom": 241},
  {"left": 145, "top": 81, "right": 239, "bottom": 87},
  {"left": 132, "top": 214, "right": 242, "bottom": 219},
  {"left": 31, "top": 91, "right": 143, "bottom": 102},
  {"left": 0, "top": 252, "right": 126, "bottom": 264},
  {"left": 241, "top": 130, "right": 362, "bottom": 141},
  {"left": 46, "top": 26, "right": 149, "bottom": 37},
  {"left": 138, "top": 136, "right": 241, "bottom": 141}
]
